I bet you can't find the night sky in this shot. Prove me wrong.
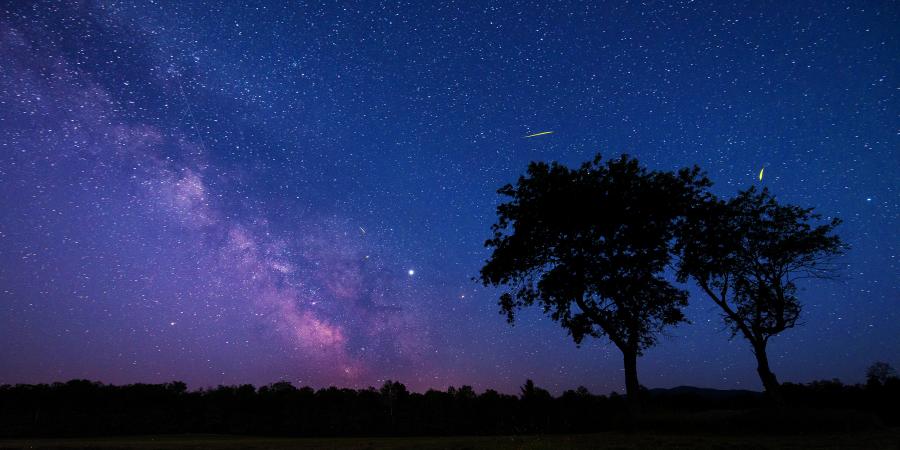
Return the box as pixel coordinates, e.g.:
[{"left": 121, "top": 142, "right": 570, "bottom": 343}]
[{"left": 1, "top": 1, "right": 897, "bottom": 395}]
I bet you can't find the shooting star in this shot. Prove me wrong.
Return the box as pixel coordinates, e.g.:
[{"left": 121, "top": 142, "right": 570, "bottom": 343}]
[
  {"left": 758, "top": 167, "right": 765, "bottom": 181},
  {"left": 524, "top": 131, "right": 554, "bottom": 138},
  {"left": 359, "top": 226, "right": 367, "bottom": 235}
]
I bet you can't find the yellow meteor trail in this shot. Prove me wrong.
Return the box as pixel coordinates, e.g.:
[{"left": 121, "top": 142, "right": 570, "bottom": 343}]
[
  {"left": 759, "top": 167, "right": 765, "bottom": 181},
  {"left": 524, "top": 131, "right": 554, "bottom": 138}
]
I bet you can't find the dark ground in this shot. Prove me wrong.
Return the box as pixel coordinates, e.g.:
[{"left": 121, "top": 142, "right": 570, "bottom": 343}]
[{"left": 1, "top": 430, "right": 899, "bottom": 450}]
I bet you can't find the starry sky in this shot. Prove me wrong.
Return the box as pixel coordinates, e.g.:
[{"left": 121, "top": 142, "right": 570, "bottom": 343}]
[{"left": 0, "top": 1, "right": 897, "bottom": 395}]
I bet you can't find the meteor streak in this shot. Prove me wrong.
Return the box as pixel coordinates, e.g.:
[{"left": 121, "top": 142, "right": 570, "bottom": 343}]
[
  {"left": 759, "top": 167, "right": 765, "bottom": 181},
  {"left": 524, "top": 131, "right": 554, "bottom": 138}
]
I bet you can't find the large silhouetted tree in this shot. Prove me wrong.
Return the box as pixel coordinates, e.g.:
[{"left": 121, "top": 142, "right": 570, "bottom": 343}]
[
  {"left": 478, "top": 154, "right": 710, "bottom": 414},
  {"left": 676, "top": 186, "right": 844, "bottom": 400}
]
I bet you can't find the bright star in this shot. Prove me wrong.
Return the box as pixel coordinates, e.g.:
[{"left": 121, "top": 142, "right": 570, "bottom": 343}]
[{"left": 407, "top": 269, "right": 415, "bottom": 276}]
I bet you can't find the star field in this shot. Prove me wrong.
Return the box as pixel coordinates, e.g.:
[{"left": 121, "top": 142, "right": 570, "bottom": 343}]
[{"left": 0, "top": 1, "right": 897, "bottom": 394}]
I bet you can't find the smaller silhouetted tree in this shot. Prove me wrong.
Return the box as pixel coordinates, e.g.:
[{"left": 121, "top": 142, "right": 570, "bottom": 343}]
[
  {"left": 676, "top": 186, "right": 844, "bottom": 401},
  {"left": 379, "top": 380, "right": 408, "bottom": 430},
  {"left": 866, "top": 362, "right": 897, "bottom": 387},
  {"left": 519, "top": 380, "right": 553, "bottom": 431}
]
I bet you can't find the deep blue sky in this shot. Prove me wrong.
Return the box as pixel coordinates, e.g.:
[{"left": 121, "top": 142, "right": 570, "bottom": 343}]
[{"left": 1, "top": 0, "right": 897, "bottom": 394}]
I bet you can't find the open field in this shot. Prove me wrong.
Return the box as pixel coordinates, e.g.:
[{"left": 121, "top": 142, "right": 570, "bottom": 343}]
[{"left": 1, "top": 430, "right": 898, "bottom": 450}]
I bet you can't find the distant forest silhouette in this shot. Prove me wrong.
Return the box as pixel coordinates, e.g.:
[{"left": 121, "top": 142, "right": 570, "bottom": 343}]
[{"left": 1, "top": 371, "right": 898, "bottom": 437}]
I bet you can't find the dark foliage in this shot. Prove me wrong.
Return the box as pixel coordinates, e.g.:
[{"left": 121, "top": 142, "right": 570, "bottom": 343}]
[
  {"left": 866, "top": 362, "right": 897, "bottom": 387},
  {"left": 780, "top": 375, "right": 900, "bottom": 426},
  {"left": 676, "top": 186, "right": 845, "bottom": 399},
  {"left": 478, "top": 154, "right": 711, "bottom": 412},
  {"left": 0, "top": 376, "right": 897, "bottom": 438}
]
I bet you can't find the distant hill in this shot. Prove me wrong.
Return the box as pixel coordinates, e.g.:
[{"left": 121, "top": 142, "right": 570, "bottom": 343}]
[{"left": 648, "top": 386, "right": 762, "bottom": 400}]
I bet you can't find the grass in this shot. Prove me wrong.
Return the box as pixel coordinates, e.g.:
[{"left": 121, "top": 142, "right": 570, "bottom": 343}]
[{"left": 1, "top": 430, "right": 899, "bottom": 450}]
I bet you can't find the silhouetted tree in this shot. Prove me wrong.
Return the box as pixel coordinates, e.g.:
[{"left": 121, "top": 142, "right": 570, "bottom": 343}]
[
  {"left": 479, "top": 154, "right": 710, "bottom": 414},
  {"left": 379, "top": 380, "right": 408, "bottom": 430},
  {"left": 676, "top": 186, "right": 844, "bottom": 401},
  {"left": 519, "top": 380, "right": 553, "bottom": 431},
  {"left": 866, "top": 362, "right": 897, "bottom": 387}
]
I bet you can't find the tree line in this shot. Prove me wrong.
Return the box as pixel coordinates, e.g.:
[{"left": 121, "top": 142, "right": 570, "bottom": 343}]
[{"left": 0, "top": 368, "right": 897, "bottom": 438}]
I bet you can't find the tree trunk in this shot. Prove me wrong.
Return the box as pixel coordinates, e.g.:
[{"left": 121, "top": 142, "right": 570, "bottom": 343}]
[
  {"left": 752, "top": 341, "right": 782, "bottom": 404},
  {"left": 623, "top": 349, "right": 641, "bottom": 416}
]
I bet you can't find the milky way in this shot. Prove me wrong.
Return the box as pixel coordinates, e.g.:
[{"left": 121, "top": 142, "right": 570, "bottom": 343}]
[{"left": 0, "top": 1, "right": 897, "bottom": 394}]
